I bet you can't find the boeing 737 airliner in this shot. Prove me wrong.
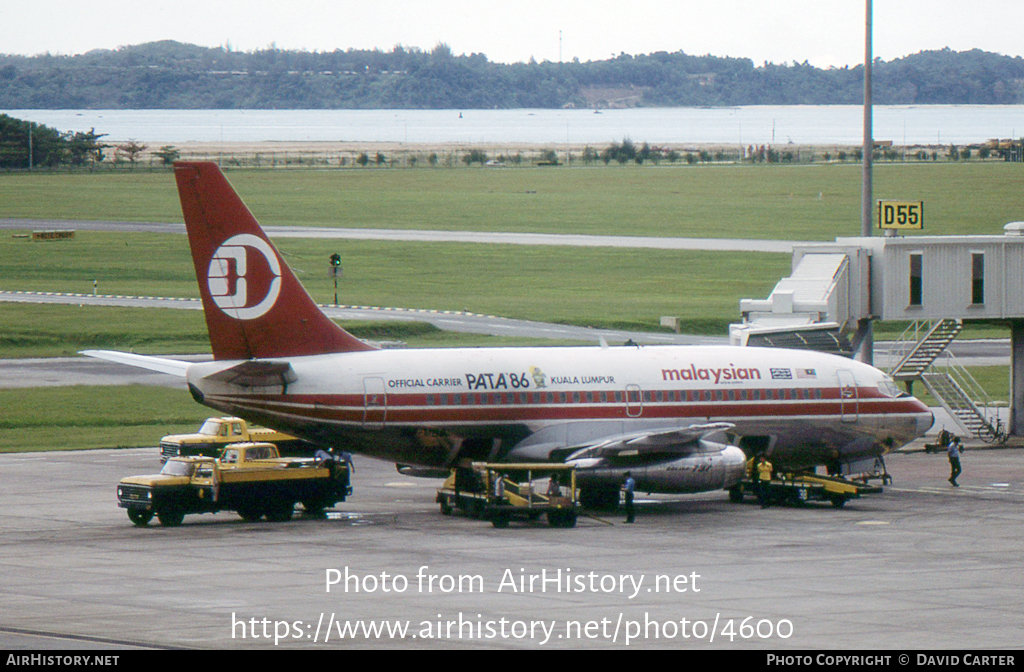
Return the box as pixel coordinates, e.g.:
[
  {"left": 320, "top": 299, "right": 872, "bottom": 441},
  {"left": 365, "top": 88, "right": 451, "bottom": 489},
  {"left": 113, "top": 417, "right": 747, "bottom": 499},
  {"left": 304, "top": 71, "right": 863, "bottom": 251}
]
[{"left": 85, "top": 162, "right": 933, "bottom": 505}]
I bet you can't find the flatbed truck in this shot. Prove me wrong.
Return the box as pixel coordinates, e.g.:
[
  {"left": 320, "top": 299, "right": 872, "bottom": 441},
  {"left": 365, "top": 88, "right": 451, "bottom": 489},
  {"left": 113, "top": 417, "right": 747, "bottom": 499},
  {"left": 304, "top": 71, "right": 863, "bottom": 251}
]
[
  {"left": 729, "top": 469, "right": 882, "bottom": 508},
  {"left": 117, "top": 442, "right": 351, "bottom": 526},
  {"left": 436, "top": 462, "right": 579, "bottom": 528}
]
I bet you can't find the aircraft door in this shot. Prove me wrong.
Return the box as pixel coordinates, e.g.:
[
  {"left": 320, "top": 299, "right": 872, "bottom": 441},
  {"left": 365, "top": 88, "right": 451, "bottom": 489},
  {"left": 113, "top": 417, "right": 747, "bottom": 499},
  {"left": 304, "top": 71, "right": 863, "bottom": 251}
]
[
  {"left": 625, "top": 384, "right": 643, "bottom": 418},
  {"left": 363, "top": 377, "right": 387, "bottom": 429},
  {"left": 836, "top": 369, "right": 858, "bottom": 422}
]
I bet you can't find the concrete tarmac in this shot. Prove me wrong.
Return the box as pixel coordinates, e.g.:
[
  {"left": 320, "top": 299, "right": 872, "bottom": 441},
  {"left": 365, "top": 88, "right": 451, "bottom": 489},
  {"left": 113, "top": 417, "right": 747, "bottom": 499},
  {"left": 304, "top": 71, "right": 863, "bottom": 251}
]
[{"left": 2, "top": 444, "right": 1023, "bottom": 650}]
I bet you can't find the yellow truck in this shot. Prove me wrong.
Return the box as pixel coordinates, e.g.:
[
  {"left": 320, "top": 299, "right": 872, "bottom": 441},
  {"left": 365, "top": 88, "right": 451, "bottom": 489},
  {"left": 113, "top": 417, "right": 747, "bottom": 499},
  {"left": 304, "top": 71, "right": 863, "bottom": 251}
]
[
  {"left": 118, "top": 442, "right": 351, "bottom": 526},
  {"left": 436, "top": 462, "right": 579, "bottom": 528},
  {"left": 159, "top": 416, "right": 316, "bottom": 462}
]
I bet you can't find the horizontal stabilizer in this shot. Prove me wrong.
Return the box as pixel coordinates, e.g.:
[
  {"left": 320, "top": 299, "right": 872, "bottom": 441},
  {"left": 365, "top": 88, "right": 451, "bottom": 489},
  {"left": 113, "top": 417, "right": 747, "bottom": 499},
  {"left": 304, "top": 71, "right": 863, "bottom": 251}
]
[
  {"left": 204, "top": 360, "right": 297, "bottom": 388},
  {"left": 80, "top": 350, "right": 191, "bottom": 377}
]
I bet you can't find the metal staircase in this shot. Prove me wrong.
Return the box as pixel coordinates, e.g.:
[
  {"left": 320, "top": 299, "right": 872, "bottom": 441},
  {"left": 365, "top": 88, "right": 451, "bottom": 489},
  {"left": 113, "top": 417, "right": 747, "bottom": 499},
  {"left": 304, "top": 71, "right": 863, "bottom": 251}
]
[
  {"left": 885, "top": 318, "right": 1005, "bottom": 443},
  {"left": 888, "top": 319, "right": 963, "bottom": 381},
  {"left": 920, "top": 370, "right": 1003, "bottom": 443}
]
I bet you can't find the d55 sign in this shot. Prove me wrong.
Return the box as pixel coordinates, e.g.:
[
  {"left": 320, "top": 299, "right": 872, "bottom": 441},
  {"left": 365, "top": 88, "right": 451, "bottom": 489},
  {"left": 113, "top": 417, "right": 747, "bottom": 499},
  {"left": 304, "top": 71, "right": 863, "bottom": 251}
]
[{"left": 877, "top": 200, "right": 924, "bottom": 230}]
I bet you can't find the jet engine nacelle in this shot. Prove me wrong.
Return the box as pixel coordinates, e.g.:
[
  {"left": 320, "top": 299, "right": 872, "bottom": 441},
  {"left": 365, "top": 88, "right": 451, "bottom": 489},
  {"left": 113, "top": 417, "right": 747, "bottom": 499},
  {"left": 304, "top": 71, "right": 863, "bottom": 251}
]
[{"left": 570, "top": 443, "right": 747, "bottom": 495}]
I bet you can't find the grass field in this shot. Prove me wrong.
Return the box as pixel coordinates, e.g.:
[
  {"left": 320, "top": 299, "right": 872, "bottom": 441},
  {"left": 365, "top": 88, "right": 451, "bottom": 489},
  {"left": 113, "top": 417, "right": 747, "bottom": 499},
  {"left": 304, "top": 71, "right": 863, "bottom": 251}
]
[
  {"left": 0, "top": 231, "right": 793, "bottom": 335},
  {"left": 0, "top": 385, "right": 211, "bottom": 452},
  {"left": 2, "top": 162, "right": 1019, "bottom": 239}
]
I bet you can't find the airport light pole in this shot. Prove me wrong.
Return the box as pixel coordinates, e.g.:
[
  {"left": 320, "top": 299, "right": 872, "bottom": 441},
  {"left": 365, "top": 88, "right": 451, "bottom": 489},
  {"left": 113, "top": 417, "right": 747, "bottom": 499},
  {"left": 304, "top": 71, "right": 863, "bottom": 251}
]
[
  {"left": 856, "top": 0, "right": 875, "bottom": 365},
  {"left": 862, "top": 0, "right": 873, "bottom": 238}
]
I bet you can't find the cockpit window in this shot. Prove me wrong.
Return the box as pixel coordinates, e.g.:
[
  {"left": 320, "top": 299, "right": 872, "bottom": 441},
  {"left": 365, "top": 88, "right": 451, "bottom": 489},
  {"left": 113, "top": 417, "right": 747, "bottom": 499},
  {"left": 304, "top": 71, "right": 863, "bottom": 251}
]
[{"left": 877, "top": 378, "right": 905, "bottom": 398}]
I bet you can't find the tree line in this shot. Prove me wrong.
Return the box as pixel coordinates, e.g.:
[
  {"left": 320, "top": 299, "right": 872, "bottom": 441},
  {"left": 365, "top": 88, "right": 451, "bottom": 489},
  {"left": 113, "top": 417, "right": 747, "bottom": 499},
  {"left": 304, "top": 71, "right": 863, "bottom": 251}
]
[
  {"left": 1, "top": 41, "right": 1023, "bottom": 109},
  {"left": 0, "top": 113, "right": 188, "bottom": 169},
  {"left": 0, "top": 113, "right": 107, "bottom": 168}
]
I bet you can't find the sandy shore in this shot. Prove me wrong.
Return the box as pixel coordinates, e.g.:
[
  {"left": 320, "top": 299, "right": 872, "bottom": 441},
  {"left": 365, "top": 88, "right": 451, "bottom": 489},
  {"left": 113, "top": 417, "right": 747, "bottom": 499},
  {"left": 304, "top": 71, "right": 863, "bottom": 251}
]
[{"left": 131, "top": 139, "right": 882, "bottom": 167}]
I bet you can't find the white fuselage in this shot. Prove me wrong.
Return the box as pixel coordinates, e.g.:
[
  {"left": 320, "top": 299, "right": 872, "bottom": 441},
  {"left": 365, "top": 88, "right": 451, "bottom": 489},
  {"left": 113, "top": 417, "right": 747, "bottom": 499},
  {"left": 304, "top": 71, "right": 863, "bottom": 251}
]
[{"left": 186, "top": 344, "right": 933, "bottom": 470}]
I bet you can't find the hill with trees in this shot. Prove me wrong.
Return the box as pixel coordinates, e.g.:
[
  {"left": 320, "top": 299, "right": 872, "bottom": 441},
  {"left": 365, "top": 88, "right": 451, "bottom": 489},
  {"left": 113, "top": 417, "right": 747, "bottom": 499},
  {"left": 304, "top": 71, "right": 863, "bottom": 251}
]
[{"left": 1, "top": 41, "right": 1023, "bottom": 109}]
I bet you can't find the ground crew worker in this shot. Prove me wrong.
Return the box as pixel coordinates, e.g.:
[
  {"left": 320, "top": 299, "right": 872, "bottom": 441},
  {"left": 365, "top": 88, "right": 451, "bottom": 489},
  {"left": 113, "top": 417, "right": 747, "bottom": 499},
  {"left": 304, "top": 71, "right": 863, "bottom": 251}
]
[
  {"left": 947, "top": 435, "right": 962, "bottom": 487},
  {"left": 622, "top": 471, "right": 636, "bottom": 523},
  {"left": 756, "top": 455, "right": 774, "bottom": 508}
]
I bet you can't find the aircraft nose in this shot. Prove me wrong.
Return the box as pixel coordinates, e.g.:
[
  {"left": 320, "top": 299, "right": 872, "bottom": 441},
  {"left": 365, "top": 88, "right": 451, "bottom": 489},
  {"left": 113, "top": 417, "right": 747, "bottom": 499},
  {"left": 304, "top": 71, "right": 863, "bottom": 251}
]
[{"left": 917, "top": 409, "right": 935, "bottom": 437}]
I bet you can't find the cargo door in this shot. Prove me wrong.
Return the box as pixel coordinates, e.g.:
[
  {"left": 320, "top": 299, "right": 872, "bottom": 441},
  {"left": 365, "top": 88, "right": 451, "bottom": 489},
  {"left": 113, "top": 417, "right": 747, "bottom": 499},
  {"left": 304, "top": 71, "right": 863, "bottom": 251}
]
[{"left": 363, "top": 377, "right": 387, "bottom": 429}]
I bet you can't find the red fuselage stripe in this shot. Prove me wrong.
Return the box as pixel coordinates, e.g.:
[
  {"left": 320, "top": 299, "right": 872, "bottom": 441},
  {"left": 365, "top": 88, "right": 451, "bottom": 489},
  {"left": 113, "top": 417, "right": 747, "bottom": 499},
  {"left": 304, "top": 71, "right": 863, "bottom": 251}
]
[{"left": 206, "top": 386, "right": 925, "bottom": 425}]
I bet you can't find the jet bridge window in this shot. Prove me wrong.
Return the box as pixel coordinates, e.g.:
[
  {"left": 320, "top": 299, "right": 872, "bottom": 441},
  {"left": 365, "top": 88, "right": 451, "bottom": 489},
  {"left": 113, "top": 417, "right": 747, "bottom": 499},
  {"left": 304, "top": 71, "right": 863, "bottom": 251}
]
[
  {"left": 971, "top": 252, "right": 985, "bottom": 305},
  {"left": 909, "top": 253, "right": 923, "bottom": 306}
]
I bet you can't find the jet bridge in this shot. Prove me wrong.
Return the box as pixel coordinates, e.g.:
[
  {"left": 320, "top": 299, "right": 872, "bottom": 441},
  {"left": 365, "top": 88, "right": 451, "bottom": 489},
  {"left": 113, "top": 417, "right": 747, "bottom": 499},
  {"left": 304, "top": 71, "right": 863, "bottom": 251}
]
[
  {"left": 733, "top": 223, "right": 1024, "bottom": 439},
  {"left": 731, "top": 249, "right": 870, "bottom": 357}
]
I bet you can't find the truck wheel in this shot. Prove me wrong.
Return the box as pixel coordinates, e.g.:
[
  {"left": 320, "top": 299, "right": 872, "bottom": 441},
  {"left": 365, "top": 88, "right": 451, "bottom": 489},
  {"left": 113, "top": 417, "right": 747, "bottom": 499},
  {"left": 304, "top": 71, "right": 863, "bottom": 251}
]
[
  {"left": 302, "top": 497, "right": 328, "bottom": 516},
  {"left": 127, "top": 510, "right": 154, "bottom": 527},
  {"left": 266, "top": 500, "right": 294, "bottom": 522},
  {"left": 491, "top": 515, "right": 509, "bottom": 529},
  {"left": 237, "top": 507, "right": 263, "bottom": 522},
  {"left": 829, "top": 494, "right": 847, "bottom": 509},
  {"left": 157, "top": 509, "right": 184, "bottom": 527},
  {"left": 728, "top": 485, "right": 744, "bottom": 503},
  {"left": 439, "top": 500, "right": 453, "bottom": 516},
  {"left": 548, "top": 511, "right": 576, "bottom": 528}
]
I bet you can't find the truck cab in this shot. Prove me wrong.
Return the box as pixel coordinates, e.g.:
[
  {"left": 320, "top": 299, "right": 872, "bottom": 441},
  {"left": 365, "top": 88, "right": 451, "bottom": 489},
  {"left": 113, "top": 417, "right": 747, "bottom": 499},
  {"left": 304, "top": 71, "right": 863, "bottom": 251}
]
[{"left": 159, "top": 417, "right": 316, "bottom": 462}]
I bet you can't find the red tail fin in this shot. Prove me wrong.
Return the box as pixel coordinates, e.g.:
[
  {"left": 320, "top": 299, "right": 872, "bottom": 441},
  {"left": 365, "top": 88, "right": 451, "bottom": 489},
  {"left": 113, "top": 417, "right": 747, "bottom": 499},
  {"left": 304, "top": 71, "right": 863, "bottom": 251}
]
[{"left": 173, "top": 162, "right": 375, "bottom": 360}]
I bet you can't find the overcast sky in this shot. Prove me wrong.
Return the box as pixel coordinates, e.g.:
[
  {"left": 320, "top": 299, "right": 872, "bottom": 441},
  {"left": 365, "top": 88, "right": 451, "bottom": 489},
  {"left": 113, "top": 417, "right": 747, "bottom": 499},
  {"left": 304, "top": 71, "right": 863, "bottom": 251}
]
[{"left": 3, "top": 1, "right": 1023, "bottom": 68}]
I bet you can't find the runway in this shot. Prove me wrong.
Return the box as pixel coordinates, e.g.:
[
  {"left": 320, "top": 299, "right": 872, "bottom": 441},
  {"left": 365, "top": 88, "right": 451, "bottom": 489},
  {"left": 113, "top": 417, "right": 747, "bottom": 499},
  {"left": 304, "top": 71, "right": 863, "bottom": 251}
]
[
  {"left": 0, "top": 218, "right": 801, "bottom": 254},
  {"left": 1, "top": 444, "right": 1022, "bottom": 650}
]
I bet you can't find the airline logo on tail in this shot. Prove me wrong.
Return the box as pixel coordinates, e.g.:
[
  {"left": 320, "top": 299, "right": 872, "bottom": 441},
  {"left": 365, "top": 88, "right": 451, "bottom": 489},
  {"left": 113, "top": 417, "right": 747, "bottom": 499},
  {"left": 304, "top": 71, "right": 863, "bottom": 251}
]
[{"left": 208, "top": 234, "right": 282, "bottom": 320}]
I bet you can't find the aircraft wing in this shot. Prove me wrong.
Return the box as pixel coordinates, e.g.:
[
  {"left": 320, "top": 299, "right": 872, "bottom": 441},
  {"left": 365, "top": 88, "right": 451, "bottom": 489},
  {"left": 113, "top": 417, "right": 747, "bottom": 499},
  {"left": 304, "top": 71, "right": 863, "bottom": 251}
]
[
  {"left": 79, "top": 350, "right": 191, "bottom": 377},
  {"left": 561, "top": 422, "right": 735, "bottom": 461}
]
